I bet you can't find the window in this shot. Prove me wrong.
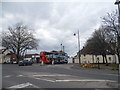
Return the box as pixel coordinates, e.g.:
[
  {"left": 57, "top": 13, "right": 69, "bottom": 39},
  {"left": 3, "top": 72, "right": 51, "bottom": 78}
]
[
  {"left": 97, "top": 57, "right": 99, "bottom": 60},
  {"left": 109, "top": 57, "right": 111, "bottom": 61}
]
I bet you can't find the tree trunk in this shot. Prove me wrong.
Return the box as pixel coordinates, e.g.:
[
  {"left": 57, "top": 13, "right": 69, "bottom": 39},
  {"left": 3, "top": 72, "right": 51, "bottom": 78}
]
[
  {"left": 102, "top": 55, "right": 105, "bottom": 64},
  {"left": 16, "top": 54, "right": 19, "bottom": 63},
  {"left": 117, "top": 53, "right": 120, "bottom": 64},
  {"left": 92, "top": 55, "right": 94, "bottom": 63},
  {"left": 16, "top": 45, "right": 20, "bottom": 63},
  {"left": 105, "top": 55, "right": 108, "bottom": 66}
]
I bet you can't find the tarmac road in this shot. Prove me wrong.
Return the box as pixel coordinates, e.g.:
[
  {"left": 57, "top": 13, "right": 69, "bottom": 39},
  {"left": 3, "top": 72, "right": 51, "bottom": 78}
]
[{"left": 2, "top": 63, "right": 119, "bottom": 89}]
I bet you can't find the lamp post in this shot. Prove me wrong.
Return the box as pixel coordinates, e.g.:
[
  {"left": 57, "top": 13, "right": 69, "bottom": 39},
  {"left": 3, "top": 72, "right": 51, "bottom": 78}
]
[
  {"left": 63, "top": 46, "right": 64, "bottom": 52},
  {"left": 115, "top": 0, "right": 120, "bottom": 27},
  {"left": 74, "top": 30, "right": 81, "bottom": 64},
  {"left": 61, "top": 43, "right": 62, "bottom": 51}
]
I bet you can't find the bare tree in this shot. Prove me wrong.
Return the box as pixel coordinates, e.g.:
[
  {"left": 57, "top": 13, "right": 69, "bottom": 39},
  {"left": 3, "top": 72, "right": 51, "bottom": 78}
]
[
  {"left": 83, "top": 28, "right": 109, "bottom": 65},
  {"left": 2, "top": 22, "right": 38, "bottom": 63},
  {"left": 102, "top": 10, "right": 120, "bottom": 64}
]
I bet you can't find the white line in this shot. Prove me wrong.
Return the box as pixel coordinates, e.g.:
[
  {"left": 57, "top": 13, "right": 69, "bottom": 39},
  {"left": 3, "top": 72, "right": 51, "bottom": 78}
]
[
  {"left": 29, "top": 84, "right": 39, "bottom": 88},
  {"left": 17, "top": 75, "right": 23, "bottom": 77},
  {"left": 34, "top": 77, "right": 116, "bottom": 83},
  {"left": 55, "top": 79, "right": 116, "bottom": 82},
  {"left": 35, "top": 78, "right": 55, "bottom": 82},
  {"left": 4, "top": 75, "right": 12, "bottom": 78},
  {"left": 105, "top": 74, "right": 118, "bottom": 76},
  {"left": 8, "top": 82, "right": 32, "bottom": 88},
  {"left": 33, "top": 74, "right": 71, "bottom": 77}
]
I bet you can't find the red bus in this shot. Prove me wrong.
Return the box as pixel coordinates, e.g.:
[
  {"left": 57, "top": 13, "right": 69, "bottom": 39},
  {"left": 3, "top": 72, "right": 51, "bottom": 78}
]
[
  {"left": 40, "top": 51, "right": 53, "bottom": 64},
  {"left": 40, "top": 51, "right": 68, "bottom": 64}
]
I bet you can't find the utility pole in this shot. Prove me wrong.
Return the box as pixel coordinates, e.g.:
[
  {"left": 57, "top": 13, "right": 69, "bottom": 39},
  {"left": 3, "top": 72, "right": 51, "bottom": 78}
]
[
  {"left": 78, "top": 30, "right": 81, "bottom": 64},
  {"left": 63, "top": 46, "right": 64, "bottom": 52},
  {"left": 74, "top": 30, "right": 81, "bottom": 64},
  {"left": 61, "top": 43, "right": 62, "bottom": 51}
]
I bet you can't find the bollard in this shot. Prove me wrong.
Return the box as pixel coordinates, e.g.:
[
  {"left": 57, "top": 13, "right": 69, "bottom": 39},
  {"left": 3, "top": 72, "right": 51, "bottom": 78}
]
[
  {"left": 52, "top": 60, "right": 54, "bottom": 65},
  {"left": 41, "top": 61, "right": 44, "bottom": 65}
]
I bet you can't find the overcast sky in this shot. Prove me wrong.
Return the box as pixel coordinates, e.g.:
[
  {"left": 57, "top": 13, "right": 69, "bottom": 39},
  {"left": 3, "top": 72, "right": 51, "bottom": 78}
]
[{"left": 1, "top": 0, "right": 117, "bottom": 56}]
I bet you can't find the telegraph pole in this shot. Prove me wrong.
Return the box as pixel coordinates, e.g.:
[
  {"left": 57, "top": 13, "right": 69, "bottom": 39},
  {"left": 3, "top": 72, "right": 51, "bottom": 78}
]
[{"left": 74, "top": 30, "right": 81, "bottom": 64}]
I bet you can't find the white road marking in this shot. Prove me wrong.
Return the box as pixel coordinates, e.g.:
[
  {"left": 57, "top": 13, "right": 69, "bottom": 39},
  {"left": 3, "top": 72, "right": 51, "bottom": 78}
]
[
  {"left": 105, "top": 74, "right": 118, "bottom": 76},
  {"left": 8, "top": 82, "right": 32, "bottom": 88},
  {"left": 8, "top": 82, "right": 39, "bottom": 88},
  {"left": 32, "top": 74, "right": 117, "bottom": 83},
  {"left": 35, "top": 78, "right": 55, "bottom": 82},
  {"left": 4, "top": 75, "right": 12, "bottom": 78},
  {"left": 17, "top": 75, "right": 23, "bottom": 77},
  {"left": 33, "top": 74, "right": 71, "bottom": 77},
  {"left": 34, "top": 76, "right": 116, "bottom": 83},
  {"left": 55, "top": 79, "right": 116, "bottom": 82}
]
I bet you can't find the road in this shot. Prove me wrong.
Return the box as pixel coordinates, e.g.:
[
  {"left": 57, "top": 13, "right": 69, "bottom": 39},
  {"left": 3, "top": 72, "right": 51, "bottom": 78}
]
[{"left": 2, "top": 64, "right": 119, "bottom": 89}]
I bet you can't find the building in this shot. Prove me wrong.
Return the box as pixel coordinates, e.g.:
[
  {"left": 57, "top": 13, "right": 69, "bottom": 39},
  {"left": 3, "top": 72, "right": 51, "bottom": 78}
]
[
  {"left": 74, "top": 54, "right": 118, "bottom": 64},
  {"left": 0, "top": 49, "right": 11, "bottom": 63},
  {"left": 73, "top": 47, "right": 119, "bottom": 64},
  {"left": 0, "top": 49, "right": 18, "bottom": 63},
  {"left": 24, "top": 54, "right": 40, "bottom": 63}
]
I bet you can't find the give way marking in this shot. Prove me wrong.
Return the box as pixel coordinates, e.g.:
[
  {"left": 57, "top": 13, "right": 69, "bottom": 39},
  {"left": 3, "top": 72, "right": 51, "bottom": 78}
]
[{"left": 8, "top": 82, "right": 39, "bottom": 88}]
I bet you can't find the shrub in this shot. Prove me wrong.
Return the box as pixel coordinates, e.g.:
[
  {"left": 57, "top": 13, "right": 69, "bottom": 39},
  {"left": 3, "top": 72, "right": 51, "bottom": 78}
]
[
  {"left": 80, "top": 64, "right": 96, "bottom": 68},
  {"left": 112, "top": 67, "right": 119, "bottom": 70}
]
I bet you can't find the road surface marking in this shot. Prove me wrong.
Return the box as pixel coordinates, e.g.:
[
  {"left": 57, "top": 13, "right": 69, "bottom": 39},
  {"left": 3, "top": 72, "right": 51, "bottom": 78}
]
[
  {"left": 8, "top": 82, "right": 32, "bottom": 88},
  {"left": 34, "top": 76, "right": 116, "bottom": 83},
  {"left": 17, "top": 75, "right": 23, "bottom": 77},
  {"left": 105, "top": 74, "right": 118, "bottom": 76},
  {"left": 33, "top": 74, "right": 71, "bottom": 77},
  {"left": 35, "top": 78, "right": 55, "bottom": 82},
  {"left": 55, "top": 79, "right": 116, "bottom": 82},
  {"left": 4, "top": 75, "right": 12, "bottom": 78},
  {"left": 8, "top": 82, "right": 39, "bottom": 88}
]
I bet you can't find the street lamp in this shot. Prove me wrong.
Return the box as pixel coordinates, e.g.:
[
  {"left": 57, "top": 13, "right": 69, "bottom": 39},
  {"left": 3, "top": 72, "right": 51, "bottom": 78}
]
[
  {"left": 115, "top": 0, "right": 120, "bottom": 26},
  {"left": 60, "top": 43, "right": 62, "bottom": 51},
  {"left": 63, "top": 46, "right": 65, "bottom": 52},
  {"left": 74, "top": 30, "right": 81, "bottom": 64}
]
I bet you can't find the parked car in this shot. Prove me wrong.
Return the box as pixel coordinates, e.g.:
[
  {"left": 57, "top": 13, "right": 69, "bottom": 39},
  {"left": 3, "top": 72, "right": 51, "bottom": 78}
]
[
  {"left": 13, "top": 61, "right": 17, "bottom": 64},
  {"left": 18, "top": 59, "right": 33, "bottom": 66},
  {"left": 11, "top": 61, "right": 17, "bottom": 64}
]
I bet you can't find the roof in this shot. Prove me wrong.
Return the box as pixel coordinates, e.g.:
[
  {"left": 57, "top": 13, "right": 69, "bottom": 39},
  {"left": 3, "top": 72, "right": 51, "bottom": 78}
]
[{"left": 25, "top": 54, "right": 39, "bottom": 58}]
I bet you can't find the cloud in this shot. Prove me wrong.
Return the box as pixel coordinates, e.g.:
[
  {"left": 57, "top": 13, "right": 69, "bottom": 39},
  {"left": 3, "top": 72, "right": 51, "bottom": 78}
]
[
  {"left": 2, "top": 0, "right": 115, "bottom": 3},
  {"left": 2, "top": 2, "right": 116, "bottom": 56}
]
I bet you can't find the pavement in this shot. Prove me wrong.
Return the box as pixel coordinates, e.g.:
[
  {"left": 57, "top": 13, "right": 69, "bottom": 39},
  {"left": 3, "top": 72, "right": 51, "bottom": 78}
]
[{"left": 1, "top": 63, "right": 119, "bottom": 89}]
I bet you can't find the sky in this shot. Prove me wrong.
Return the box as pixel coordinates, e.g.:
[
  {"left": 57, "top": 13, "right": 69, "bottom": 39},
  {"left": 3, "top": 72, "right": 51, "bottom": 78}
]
[{"left": 1, "top": 0, "right": 117, "bottom": 56}]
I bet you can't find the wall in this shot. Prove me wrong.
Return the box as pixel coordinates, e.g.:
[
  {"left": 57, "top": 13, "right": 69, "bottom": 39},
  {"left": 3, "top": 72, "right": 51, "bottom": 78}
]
[
  {"left": 74, "top": 54, "right": 118, "bottom": 64},
  {"left": 68, "top": 57, "right": 73, "bottom": 63},
  {"left": 2, "top": 55, "right": 11, "bottom": 63}
]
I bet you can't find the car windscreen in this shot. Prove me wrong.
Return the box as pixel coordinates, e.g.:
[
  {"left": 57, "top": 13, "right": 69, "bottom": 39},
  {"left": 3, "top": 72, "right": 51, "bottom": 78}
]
[
  {"left": 23, "top": 60, "right": 29, "bottom": 62},
  {"left": 44, "top": 52, "right": 52, "bottom": 55}
]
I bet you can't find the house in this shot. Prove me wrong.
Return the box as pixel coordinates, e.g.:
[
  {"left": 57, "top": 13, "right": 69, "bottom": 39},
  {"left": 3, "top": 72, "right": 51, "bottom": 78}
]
[
  {"left": 74, "top": 54, "right": 118, "bottom": 64},
  {"left": 73, "top": 49, "right": 119, "bottom": 64},
  {"left": 0, "top": 49, "right": 11, "bottom": 63},
  {"left": 0, "top": 49, "right": 18, "bottom": 63}
]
